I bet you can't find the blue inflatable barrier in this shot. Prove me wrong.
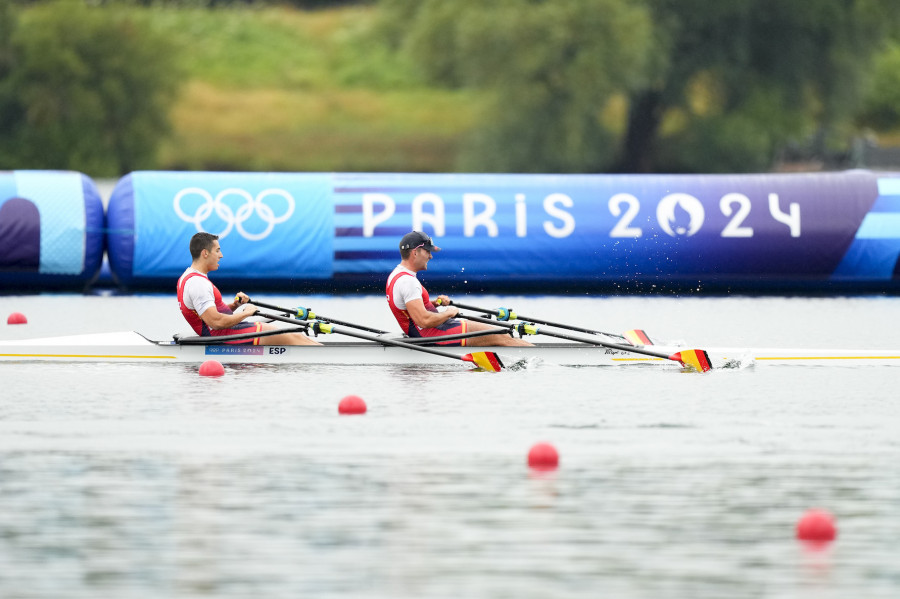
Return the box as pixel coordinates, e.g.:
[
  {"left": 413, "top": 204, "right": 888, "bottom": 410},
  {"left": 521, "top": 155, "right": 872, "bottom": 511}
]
[
  {"left": 0, "top": 170, "right": 104, "bottom": 291},
  {"left": 107, "top": 171, "right": 333, "bottom": 289},
  {"left": 104, "top": 170, "right": 900, "bottom": 293}
]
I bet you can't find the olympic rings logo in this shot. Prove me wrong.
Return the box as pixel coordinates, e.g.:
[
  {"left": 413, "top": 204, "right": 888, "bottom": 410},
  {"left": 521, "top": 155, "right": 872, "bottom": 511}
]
[{"left": 173, "top": 187, "right": 295, "bottom": 241}]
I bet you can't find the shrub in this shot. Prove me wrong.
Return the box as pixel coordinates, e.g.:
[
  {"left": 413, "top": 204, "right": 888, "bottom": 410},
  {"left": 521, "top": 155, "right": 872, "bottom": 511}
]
[{"left": 0, "top": 0, "right": 183, "bottom": 175}]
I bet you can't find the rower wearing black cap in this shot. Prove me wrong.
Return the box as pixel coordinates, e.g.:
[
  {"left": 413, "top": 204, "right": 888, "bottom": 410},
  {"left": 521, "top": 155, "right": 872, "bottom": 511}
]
[{"left": 386, "top": 231, "right": 532, "bottom": 347}]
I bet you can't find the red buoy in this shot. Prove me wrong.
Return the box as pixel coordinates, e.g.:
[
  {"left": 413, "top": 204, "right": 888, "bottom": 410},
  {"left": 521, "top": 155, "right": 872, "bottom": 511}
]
[
  {"left": 198, "top": 360, "right": 225, "bottom": 377},
  {"left": 527, "top": 442, "right": 559, "bottom": 470},
  {"left": 796, "top": 508, "right": 837, "bottom": 542},
  {"left": 338, "top": 395, "right": 367, "bottom": 415},
  {"left": 7, "top": 312, "right": 27, "bottom": 325}
]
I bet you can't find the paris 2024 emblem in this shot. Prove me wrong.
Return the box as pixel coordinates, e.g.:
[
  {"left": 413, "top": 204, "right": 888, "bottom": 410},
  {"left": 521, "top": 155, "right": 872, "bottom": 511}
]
[{"left": 656, "top": 193, "right": 705, "bottom": 237}]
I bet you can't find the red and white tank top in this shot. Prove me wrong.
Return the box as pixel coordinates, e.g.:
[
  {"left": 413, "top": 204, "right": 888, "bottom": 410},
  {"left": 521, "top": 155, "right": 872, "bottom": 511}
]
[
  {"left": 176, "top": 270, "right": 233, "bottom": 335},
  {"left": 385, "top": 268, "right": 438, "bottom": 337}
]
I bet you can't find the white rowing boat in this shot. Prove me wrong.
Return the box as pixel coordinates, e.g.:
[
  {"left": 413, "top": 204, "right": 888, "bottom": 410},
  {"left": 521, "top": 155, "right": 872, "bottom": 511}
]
[{"left": 1, "top": 331, "right": 899, "bottom": 368}]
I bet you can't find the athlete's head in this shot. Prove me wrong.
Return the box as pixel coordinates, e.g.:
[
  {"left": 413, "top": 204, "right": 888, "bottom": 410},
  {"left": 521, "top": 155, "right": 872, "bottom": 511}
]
[
  {"left": 190, "top": 232, "right": 219, "bottom": 260},
  {"left": 399, "top": 231, "right": 441, "bottom": 260}
]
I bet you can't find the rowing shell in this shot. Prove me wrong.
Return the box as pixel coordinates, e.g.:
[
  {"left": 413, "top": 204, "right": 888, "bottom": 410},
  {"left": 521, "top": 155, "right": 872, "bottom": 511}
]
[{"left": 1, "top": 331, "right": 899, "bottom": 367}]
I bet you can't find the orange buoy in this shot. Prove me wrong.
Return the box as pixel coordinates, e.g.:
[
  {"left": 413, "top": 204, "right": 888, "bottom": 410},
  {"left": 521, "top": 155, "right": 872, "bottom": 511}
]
[
  {"left": 527, "top": 442, "right": 559, "bottom": 470},
  {"left": 7, "top": 312, "right": 27, "bottom": 325},
  {"left": 198, "top": 360, "right": 225, "bottom": 377},
  {"left": 338, "top": 395, "right": 367, "bottom": 415},
  {"left": 796, "top": 508, "right": 837, "bottom": 542}
]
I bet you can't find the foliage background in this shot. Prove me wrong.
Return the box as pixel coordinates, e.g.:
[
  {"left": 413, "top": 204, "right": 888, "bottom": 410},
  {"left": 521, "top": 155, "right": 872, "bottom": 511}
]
[{"left": 0, "top": 0, "right": 898, "bottom": 176}]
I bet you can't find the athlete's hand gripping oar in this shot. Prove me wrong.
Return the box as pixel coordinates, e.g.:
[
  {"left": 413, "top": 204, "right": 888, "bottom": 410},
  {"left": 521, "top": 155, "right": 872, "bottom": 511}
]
[
  {"left": 435, "top": 298, "right": 652, "bottom": 345},
  {"left": 239, "top": 296, "right": 388, "bottom": 335},
  {"left": 256, "top": 311, "right": 509, "bottom": 372},
  {"left": 456, "top": 312, "right": 712, "bottom": 372}
]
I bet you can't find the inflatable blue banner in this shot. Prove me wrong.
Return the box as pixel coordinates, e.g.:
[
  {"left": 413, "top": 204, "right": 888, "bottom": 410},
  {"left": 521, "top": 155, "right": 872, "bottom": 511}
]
[
  {"left": 0, "top": 170, "right": 104, "bottom": 290},
  {"left": 332, "top": 171, "right": 897, "bottom": 288},
  {"left": 108, "top": 172, "right": 333, "bottom": 286},
  {"left": 104, "top": 170, "right": 900, "bottom": 293}
]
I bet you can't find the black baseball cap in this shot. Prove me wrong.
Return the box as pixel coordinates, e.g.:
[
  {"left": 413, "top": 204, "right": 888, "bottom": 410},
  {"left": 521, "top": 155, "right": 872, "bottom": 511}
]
[{"left": 399, "top": 231, "right": 441, "bottom": 252}]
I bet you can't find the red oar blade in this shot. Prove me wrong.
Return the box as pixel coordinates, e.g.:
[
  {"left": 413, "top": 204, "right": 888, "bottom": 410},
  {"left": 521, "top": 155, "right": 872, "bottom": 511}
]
[
  {"left": 623, "top": 329, "right": 653, "bottom": 346},
  {"left": 462, "top": 351, "right": 504, "bottom": 372},
  {"left": 669, "top": 349, "right": 712, "bottom": 372}
]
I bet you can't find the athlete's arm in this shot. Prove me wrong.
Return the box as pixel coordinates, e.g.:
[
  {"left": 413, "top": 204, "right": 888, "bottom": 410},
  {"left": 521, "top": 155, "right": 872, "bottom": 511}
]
[
  {"left": 200, "top": 304, "right": 258, "bottom": 330},
  {"left": 405, "top": 298, "right": 458, "bottom": 329}
]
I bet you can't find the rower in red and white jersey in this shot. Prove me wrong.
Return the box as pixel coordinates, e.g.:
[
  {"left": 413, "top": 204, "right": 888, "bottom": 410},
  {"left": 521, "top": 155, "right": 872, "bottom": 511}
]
[
  {"left": 386, "top": 231, "right": 532, "bottom": 347},
  {"left": 178, "top": 232, "right": 319, "bottom": 346}
]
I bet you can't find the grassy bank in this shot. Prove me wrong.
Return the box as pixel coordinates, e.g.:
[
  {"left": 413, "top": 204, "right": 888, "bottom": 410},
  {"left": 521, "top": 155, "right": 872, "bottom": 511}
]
[{"left": 139, "top": 5, "right": 480, "bottom": 172}]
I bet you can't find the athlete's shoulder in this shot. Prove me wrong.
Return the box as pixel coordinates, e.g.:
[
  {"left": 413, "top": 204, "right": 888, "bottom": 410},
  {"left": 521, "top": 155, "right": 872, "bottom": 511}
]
[
  {"left": 388, "top": 265, "right": 416, "bottom": 282},
  {"left": 183, "top": 270, "right": 213, "bottom": 293},
  {"left": 179, "top": 267, "right": 207, "bottom": 282}
]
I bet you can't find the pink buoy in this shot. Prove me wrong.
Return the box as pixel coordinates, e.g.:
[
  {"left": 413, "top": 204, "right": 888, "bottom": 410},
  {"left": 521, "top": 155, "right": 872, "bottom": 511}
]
[
  {"left": 796, "top": 508, "right": 837, "bottom": 542},
  {"left": 198, "top": 360, "right": 225, "bottom": 377},
  {"left": 7, "top": 312, "right": 27, "bottom": 325},
  {"left": 527, "top": 442, "right": 559, "bottom": 470},
  {"left": 338, "top": 395, "right": 367, "bottom": 415}
]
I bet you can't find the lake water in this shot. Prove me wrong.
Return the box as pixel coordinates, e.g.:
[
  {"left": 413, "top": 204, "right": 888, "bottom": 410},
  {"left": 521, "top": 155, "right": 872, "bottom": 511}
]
[{"left": 1, "top": 293, "right": 899, "bottom": 598}]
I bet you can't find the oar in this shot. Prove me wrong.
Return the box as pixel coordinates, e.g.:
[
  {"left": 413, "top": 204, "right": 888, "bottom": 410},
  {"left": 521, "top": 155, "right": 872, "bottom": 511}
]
[
  {"left": 257, "top": 311, "right": 510, "bottom": 372},
  {"left": 435, "top": 298, "right": 652, "bottom": 345},
  {"left": 456, "top": 312, "right": 712, "bottom": 372},
  {"left": 174, "top": 325, "right": 309, "bottom": 345},
  {"left": 400, "top": 327, "right": 511, "bottom": 345},
  {"left": 241, "top": 296, "right": 389, "bottom": 335}
]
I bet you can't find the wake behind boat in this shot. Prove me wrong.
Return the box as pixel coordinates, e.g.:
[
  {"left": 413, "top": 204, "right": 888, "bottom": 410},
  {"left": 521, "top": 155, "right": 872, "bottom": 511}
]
[{"left": 2, "top": 330, "right": 899, "bottom": 368}]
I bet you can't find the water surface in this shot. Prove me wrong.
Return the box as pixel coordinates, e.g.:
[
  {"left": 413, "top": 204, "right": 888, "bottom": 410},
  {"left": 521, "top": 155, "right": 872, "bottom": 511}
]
[{"left": 1, "top": 294, "right": 898, "bottom": 598}]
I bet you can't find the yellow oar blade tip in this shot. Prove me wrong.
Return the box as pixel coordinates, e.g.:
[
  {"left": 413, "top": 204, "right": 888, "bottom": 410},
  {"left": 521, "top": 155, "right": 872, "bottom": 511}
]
[
  {"left": 669, "top": 350, "right": 712, "bottom": 373},
  {"left": 463, "top": 352, "right": 504, "bottom": 372}
]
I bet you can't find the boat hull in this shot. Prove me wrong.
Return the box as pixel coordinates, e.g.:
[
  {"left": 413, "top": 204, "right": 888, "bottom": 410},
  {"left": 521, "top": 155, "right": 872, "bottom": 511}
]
[{"left": 2, "top": 331, "right": 900, "bottom": 367}]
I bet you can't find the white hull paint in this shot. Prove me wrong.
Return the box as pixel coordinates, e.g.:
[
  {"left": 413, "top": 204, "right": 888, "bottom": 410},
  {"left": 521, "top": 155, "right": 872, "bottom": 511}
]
[{"left": 1, "top": 331, "right": 899, "bottom": 368}]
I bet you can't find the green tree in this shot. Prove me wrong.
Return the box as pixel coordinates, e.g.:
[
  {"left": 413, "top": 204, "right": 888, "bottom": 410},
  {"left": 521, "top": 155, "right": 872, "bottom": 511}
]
[
  {"left": 382, "top": 0, "right": 898, "bottom": 173},
  {"left": 858, "top": 41, "right": 900, "bottom": 131},
  {"left": 618, "top": 0, "right": 900, "bottom": 172},
  {"left": 0, "top": 0, "right": 22, "bottom": 138},
  {"left": 380, "top": 0, "right": 655, "bottom": 173},
  {"left": 0, "top": 1, "right": 183, "bottom": 175}
]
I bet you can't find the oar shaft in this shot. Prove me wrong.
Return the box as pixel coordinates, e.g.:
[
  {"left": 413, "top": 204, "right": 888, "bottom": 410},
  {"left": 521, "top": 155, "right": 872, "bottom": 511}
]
[
  {"left": 314, "top": 322, "right": 472, "bottom": 362},
  {"left": 256, "top": 311, "right": 316, "bottom": 329},
  {"left": 244, "top": 298, "right": 288, "bottom": 314},
  {"left": 313, "top": 315, "right": 387, "bottom": 335},
  {"left": 247, "top": 298, "right": 388, "bottom": 334},
  {"left": 256, "top": 310, "right": 468, "bottom": 361},
  {"left": 509, "top": 313, "right": 612, "bottom": 336},
  {"left": 175, "top": 325, "right": 308, "bottom": 345},
  {"left": 444, "top": 299, "right": 625, "bottom": 339},
  {"left": 400, "top": 327, "right": 509, "bottom": 345},
  {"left": 458, "top": 312, "right": 671, "bottom": 361}
]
